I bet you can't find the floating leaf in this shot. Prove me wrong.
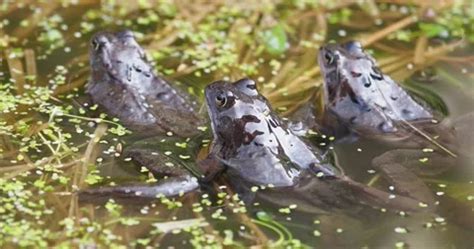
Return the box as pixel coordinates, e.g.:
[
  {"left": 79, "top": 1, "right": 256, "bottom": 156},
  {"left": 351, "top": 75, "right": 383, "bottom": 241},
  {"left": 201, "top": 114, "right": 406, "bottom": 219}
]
[
  {"left": 152, "top": 218, "right": 207, "bottom": 233},
  {"left": 260, "top": 24, "right": 288, "bottom": 55},
  {"left": 419, "top": 23, "right": 447, "bottom": 38}
]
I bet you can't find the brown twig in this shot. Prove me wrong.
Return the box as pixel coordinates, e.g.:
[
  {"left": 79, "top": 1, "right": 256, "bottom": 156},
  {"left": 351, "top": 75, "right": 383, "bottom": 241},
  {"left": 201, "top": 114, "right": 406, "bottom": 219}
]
[{"left": 361, "top": 15, "right": 418, "bottom": 46}]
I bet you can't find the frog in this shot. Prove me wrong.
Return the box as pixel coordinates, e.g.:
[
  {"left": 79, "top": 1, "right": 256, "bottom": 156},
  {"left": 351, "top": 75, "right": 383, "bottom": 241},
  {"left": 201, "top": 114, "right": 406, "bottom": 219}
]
[
  {"left": 87, "top": 30, "right": 205, "bottom": 137},
  {"left": 317, "top": 40, "right": 471, "bottom": 204},
  {"left": 81, "top": 30, "right": 207, "bottom": 199},
  {"left": 204, "top": 78, "right": 336, "bottom": 186},
  {"left": 82, "top": 77, "right": 425, "bottom": 213},
  {"left": 317, "top": 41, "right": 436, "bottom": 139}
]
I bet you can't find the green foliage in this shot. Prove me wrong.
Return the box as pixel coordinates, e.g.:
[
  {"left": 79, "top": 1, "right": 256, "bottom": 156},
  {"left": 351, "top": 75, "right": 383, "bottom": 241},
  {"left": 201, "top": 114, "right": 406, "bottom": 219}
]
[
  {"left": 0, "top": 1, "right": 472, "bottom": 247},
  {"left": 419, "top": 23, "right": 447, "bottom": 38},
  {"left": 328, "top": 8, "right": 352, "bottom": 24},
  {"left": 259, "top": 23, "right": 288, "bottom": 55}
]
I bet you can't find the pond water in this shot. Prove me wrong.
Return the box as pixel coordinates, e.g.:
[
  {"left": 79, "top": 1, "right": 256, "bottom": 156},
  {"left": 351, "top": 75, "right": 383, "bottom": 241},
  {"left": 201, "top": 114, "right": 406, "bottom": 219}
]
[{"left": 0, "top": 1, "right": 473, "bottom": 248}]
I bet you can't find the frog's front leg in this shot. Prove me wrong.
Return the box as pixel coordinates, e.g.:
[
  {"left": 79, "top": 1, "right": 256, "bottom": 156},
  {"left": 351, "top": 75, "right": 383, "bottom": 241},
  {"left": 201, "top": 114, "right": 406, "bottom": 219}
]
[
  {"left": 80, "top": 136, "right": 203, "bottom": 199},
  {"left": 80, "top": 149, "right": 200, "bottom": 199},
  {"left": 196, "top": 154, "right": 226, "bottom": 183}
]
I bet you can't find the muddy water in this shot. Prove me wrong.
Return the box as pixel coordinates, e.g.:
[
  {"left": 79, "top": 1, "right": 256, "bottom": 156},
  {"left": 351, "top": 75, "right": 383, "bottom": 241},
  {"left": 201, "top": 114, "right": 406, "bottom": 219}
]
[{"left": 1, "top": 2, "right": 473, "bottom": 248}]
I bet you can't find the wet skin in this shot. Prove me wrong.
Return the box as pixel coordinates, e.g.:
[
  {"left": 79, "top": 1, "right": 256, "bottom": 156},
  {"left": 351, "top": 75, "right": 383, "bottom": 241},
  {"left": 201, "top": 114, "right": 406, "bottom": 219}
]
[
  {"left": 87, "top": 30, "right": 204, "bottom": 137},
  {"left": 204, "top": 79, "right": 425, "bottom": 212},
  {"left": 81, "top": 29, "right": 427, "bottom": 212},
  {"left": 318, "top": 41, "right": 435, "bottom": 138},
  {"left": 83, "top": 30, "right": 206, "bottom": 198},
  {"left": 205, "top": 78, "right": 336, "bottom": 186},
  {"left": 81, "top": 78, "right": 338, "bottom": 199},
  {"left": 82, "top": 77, "right": 423, "bottom": 212},
  {"left": 317, "top": 41, "right": 470, "bottom": 204}
]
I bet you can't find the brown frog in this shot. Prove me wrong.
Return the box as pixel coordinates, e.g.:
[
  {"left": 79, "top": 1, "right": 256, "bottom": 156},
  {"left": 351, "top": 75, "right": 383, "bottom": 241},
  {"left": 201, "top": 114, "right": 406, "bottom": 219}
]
[
  {"left": 317, "top": 41, "right": 472, "bottom": 205},
  {"left": 87, "top": 30, "right": 205, "bottom": 137}
]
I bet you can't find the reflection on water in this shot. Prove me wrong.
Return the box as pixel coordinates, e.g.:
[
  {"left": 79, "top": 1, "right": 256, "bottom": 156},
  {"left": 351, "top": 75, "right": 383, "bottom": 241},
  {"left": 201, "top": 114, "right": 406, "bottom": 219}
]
[{"left": 0, "top": 1, "right": 473, "bottom": 247}]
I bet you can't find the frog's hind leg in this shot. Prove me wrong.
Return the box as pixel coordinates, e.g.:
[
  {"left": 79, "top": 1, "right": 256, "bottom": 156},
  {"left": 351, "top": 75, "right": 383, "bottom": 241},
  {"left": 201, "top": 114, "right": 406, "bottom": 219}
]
[
  {"left": 79, "top": 175, "right": 199, "bottom": 199},
  {"left": 374, "top": 162, "right": 435, "bottom": 205},
  {"left": 80, "top": 135, "right": 202, "bottom": 200}
]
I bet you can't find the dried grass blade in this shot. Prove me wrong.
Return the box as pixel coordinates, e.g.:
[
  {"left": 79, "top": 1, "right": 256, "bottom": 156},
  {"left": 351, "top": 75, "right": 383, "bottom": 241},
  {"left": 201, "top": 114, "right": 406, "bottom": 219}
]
[{"left": 5, "top": 50, "right": 25, "bottom": 94}]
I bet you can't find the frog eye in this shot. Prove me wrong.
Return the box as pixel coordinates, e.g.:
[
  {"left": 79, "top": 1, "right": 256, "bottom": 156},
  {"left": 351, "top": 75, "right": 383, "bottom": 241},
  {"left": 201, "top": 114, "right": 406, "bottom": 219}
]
[
  {"left": 91, "top": 40, "right": 98, "bottom": 50},
  {"left": 215, "top": 91, "right": 235, "bottom": 109},
  {"left": 324, "top": 52, "right": 334, "bottom": 65},
  {"left": 91, "top": 35, "right": 109, "bottom": 51},
  {"left": 234, "top": 78, "right": 258, "bottom": 96},
  {"left": 215, "top": 93, "right": 227, "bottom": 107}
]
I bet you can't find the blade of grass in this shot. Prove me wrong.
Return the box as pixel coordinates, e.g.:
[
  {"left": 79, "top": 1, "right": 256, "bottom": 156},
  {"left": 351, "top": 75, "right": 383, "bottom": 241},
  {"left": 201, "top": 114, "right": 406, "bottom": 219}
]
[
  {"left": 361, "top": 15, "right": 418, "bottom": 46},
  {"left": 5, "top": 50, "right": 25, "bottom": 94},
  {"left": 24, "top": 49, "right": 37, "bottom": 82}
]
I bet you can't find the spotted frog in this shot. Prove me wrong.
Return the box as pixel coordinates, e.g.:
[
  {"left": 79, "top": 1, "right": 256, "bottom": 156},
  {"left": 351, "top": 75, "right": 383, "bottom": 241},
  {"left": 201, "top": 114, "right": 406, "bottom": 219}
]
[
  {"left": 317, "top": 41, "right": 472, "bottom": 204},
  {"left": 205, "top": 78, "right": 337, "bottom": 186},
  {"left": 87, "top": 30, "right": 204, "bottom": 137},
  {"left": 318, "top": 41, "right": 436, "bottom": 138},
  {"left": 205, "top": 78, "right": 424, "bottom": 212}
]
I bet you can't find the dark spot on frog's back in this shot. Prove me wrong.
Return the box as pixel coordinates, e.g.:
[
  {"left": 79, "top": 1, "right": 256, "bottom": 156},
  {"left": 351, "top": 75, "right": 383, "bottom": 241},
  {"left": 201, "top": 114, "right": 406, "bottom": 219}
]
[
  {"left": 243, "top": 130, "right": 264, "bottom": 145},
  {"left": 339, "top": 79, "right": 360, "bottom": 105},
  {"left": 268, "top": 117, "right": 279, "bottom": 128},
  {"left": 227, "top": 114, "right": 263, "bottom": 148},
  {"left": 240, "top": 116, "right": 262, "bottom": 140},
  {"left": 133, "top": 65, "right": 142, "bottom": 72},
  {"left": 370, "top": 67, "right": 384, "bottom": 81},
  {"left": 241, "top": 115, "right": 261, "bottom": 123},
  {"left": 156, "top": 92, "right": 169, "bottom": 101},
  {"left": 363, "top": 77, "right": 372, "bottom": 88},
  {"left": 402, "top": 109, "right": 413, "bottom": 118},
  {"left": 254, "top": 141, "right": 264, "bottom": 147}
]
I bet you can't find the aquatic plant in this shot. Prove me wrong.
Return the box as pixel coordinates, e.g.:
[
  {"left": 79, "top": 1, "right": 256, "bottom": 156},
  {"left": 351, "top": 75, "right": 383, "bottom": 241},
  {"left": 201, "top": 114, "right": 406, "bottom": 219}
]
[{"left": 0, "top": 0, "right": 472, "bottom": 247}]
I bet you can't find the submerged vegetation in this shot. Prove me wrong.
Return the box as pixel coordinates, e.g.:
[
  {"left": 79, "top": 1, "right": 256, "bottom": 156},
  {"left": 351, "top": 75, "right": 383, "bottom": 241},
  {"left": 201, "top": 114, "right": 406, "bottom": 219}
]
[{"left": 0, "top": 0, "right": 473, "bottom": 247}]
